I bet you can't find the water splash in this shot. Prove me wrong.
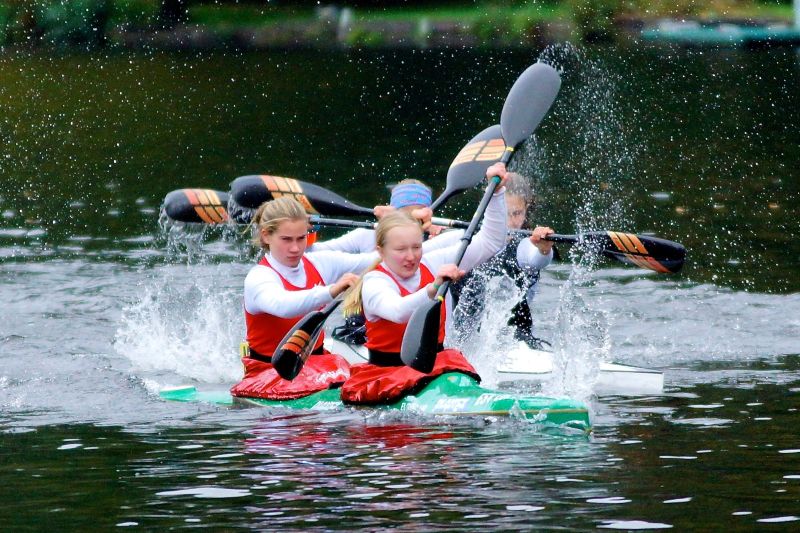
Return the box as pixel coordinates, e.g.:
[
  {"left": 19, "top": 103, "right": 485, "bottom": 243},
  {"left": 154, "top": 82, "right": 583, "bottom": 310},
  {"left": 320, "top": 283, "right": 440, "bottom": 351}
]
[
  {"left": 114, "top": 232, "right": 246, "bottom": 383},
  {"left": 455, "top": 276, "right": 524, "bottom": 387}
]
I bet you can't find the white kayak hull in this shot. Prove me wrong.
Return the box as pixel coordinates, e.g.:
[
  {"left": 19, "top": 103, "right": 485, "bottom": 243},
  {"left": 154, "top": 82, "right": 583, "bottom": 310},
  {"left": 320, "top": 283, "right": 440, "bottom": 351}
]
[{"left": 324, "top": 338, "right": 664, "bottom": 396}]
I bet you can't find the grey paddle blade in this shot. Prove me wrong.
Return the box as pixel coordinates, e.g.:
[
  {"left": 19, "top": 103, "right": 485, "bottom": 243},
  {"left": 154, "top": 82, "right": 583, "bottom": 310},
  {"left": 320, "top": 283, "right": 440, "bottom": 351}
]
[
  {"left": 500, "top": 62, "right": 561, "bottom": 147},
  {"left": 400, "top": 298, "right": 442, "bottom": 373}
]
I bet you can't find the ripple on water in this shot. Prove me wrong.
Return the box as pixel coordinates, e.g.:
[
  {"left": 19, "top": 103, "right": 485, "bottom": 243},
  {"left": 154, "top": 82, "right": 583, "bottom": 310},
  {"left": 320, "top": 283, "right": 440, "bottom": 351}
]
[
  {"left": 599, "top": 520, "right": 672, "bottom": 530},
  {"left": 156, "top": 487, "right": 252, "bottom": 499}
]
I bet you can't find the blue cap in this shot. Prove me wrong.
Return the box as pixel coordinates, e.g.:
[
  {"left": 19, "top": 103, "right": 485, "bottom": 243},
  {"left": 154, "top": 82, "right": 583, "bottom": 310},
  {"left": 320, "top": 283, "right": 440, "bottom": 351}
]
[{"left": 390, "top": 183, "right": 432, "bottom": 209}]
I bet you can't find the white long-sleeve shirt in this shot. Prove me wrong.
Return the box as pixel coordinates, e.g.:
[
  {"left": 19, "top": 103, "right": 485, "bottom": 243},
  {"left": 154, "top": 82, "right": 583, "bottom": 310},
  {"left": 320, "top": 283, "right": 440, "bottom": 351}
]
[
  {"left": 244, "top": 250, "right": 376, "bottom": 318},
  {"left": 311, "top": 226, "right": 464, "bottom": 254},
  {"left": 361, "top": 189, "right": 507, "bottom": 323},
  {"left": 516, "top": 237, "right": 554, "bottom": 270}
]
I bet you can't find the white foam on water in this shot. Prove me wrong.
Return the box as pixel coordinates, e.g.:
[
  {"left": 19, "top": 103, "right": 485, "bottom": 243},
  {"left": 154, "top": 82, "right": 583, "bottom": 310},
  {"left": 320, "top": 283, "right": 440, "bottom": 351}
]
[
  {"left": 114, "top": 263, "right": 244, "bottom": 383},
  {"left": 587, "top": 497, "right": 631, "bottom": 504}
]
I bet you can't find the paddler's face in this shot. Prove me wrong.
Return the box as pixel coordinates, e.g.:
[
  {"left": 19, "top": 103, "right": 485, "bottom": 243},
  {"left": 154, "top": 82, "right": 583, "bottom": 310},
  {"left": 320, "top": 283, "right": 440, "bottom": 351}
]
[
  {"left": 379, "top": 224, "right": 423, "bottom": 279},
  {"left": 506, "top": 194, "right": 528, "bottom": 230},
  {"left": 263, "top": 219, "right": 308, "bottom": 267}
]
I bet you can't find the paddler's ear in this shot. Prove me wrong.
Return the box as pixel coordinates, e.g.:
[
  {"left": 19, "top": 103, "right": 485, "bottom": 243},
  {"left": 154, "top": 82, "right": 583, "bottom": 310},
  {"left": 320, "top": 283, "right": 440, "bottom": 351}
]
[{"left": 260, "top": 227, "right": 272, "bottom": 247}]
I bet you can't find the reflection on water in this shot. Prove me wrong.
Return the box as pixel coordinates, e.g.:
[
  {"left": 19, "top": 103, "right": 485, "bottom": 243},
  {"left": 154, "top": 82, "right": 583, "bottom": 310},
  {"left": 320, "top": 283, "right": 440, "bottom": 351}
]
[{"left": 2, "top": 373, "right": 799, "bottom": 530}]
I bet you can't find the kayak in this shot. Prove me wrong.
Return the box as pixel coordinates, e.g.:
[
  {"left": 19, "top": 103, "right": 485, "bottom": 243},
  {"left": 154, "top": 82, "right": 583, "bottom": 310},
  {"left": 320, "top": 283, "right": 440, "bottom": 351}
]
[
  {"left": 326, "top": 338, "right": 664, "bottom": 396},
  {"left": 159, "top": 372, "right": 591, "bottom": 433}
]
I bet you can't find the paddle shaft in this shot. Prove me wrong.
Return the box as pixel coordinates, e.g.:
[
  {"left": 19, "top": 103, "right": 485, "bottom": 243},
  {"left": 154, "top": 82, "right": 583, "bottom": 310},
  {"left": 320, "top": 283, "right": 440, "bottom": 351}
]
[{"left": 433, "top": 176, "right": 503, "bottom": 299}]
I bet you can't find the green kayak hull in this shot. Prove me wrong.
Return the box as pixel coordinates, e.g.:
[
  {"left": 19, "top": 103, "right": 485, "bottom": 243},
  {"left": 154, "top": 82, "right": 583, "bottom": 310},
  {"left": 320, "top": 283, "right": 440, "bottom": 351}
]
[{"left": 160, "top": 372, "right": 591, "bottom": 433}]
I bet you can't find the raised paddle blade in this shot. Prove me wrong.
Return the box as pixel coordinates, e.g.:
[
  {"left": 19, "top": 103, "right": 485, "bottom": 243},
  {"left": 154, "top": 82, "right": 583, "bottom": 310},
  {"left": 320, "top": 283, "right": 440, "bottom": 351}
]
[
  {"left": 431, "top": 124, "right": 505, "bottom": 211},
  {"left": 162, "top": 189, "right": 230, "bottom": 224},
  {"left": 500, "top": 62, "right": 561, "bottom": 148},
  {"left": 230, "top": 175, "right": 375, "bottom": 217},
  {"left": 400, "top": 297, "right": 443, "bottom": 373}
]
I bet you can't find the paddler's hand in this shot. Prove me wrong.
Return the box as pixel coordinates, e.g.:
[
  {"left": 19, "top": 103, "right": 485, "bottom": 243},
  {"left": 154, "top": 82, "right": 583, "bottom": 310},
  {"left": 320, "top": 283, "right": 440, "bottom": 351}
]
[
  {"left": 486, "top": 162, "right": 509, "bottom": 189},
  {"left": 427, "top": 264, "right": 465, "bottom": 298},
  {"left": 330, "top": 272, "right": 360, "bottom": 298},
  {"left": 373, "top": 205, "right": 395, "bottom": 220},
  {"left": 530, "top": 226, "right": 555, "bottom": 255},
  {"left": 427, "top": 224, "right": 444, "bottom": 237},
  {"left": 410, "top": 207, "right": 433, "bottom": 232}
]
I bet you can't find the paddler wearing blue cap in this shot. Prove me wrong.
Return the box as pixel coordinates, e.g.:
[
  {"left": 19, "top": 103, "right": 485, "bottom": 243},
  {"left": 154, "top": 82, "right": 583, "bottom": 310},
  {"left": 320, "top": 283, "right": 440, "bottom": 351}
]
[{"left": 310, "top": 180, "right": 461, "bottom": 254}]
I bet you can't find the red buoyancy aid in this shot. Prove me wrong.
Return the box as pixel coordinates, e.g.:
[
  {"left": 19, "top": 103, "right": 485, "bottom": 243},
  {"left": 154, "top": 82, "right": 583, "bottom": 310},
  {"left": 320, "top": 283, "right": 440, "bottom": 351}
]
[
  {"left": 245, "top": 256, "right": 326, "bottom": 357},
  {"left": 364, "top": 263, "right": 445, "bottom": 354},
  {"left": 340, "top": 349, "right": 479, "bottom": 405},
  {"left": 231, "top": 255, "right": 350, "bottom": 400},
  {"left": 231, "top": 349, "right": 350, "bottom": 400}
]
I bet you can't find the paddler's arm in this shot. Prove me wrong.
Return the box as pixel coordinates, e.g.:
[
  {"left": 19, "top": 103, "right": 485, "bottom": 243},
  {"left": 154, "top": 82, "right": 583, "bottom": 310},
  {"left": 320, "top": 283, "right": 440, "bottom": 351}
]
[
  {"left": 309, "top": 228, "right": 375, "bottom": 254},
  {"left": 422, "top": 228, "right": 463, "bottom": 252},
  {"left": 310, "top": 249, "right": 379, "bottom": 283},
  {"left": 423, "top": 185, "right": 508, "bottom": 273},
  {"left": 361, "top": 271, "right": 433, "bottom": 323},
  {"left": 516, "top": 228, "right": 554, "bottom": 270},
  {"left": 244, "top": 266, "right": 333, "bottom": 319}
]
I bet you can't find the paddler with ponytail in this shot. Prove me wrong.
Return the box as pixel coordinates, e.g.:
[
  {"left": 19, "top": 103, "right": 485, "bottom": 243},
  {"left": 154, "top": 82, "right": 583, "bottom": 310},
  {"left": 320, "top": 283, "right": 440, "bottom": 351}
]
[
  {"left": 338, "top": 163, "right": 510, "bottom": 405},
  {"left": 230, "top": 196, "right": 376, "bottom": 401}
]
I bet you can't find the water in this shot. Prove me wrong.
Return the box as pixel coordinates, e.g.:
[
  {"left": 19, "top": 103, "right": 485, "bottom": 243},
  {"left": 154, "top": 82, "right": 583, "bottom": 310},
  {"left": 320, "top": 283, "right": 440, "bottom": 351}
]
[{"left": 1, "top": 45, "right": 799, "bottom": 529}]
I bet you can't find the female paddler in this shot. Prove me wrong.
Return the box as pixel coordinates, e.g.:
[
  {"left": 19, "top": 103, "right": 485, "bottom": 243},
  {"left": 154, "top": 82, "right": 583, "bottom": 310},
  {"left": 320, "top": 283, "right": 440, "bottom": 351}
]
[
  {"left": 230, "top": 196, "right": 376, "bottom": 400},
  {"left": 339, "top": 163, "right": 510, "bottom": 405}
]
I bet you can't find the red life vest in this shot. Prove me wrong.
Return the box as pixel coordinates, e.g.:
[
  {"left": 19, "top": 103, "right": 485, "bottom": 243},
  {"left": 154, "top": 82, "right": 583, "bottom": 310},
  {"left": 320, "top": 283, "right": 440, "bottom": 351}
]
[
  {"left": 245, "top": 255, "right": 326, "bottom": 357},
  {"left": 233, "top": 254, "right": 350, "bottom": 401},
  {"left": 365, "top": 263, "right": 445, "bottom": 354}
]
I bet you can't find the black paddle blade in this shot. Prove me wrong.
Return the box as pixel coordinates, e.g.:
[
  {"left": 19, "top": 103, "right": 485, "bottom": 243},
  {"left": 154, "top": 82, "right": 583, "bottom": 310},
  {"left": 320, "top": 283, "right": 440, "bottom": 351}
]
[
  {"left": 589, "top": 231, "right": 687, "bottom": 274},
  {"left": 500, "top": 62, "right": 561, "bottom": 148},
  {"left": 272, "top": 311, "right": 327, "bottom": 380},
  {"left": 162, "top": 189, "right": 229, "bottom": 224},
  {"left": 400, "top": 298, "right": 442, "bottom": 373},
  {"left": 230, "top": 175, "right": 374, "bottom": 217},
  {"left": 431, "top": 124, "right": 504, "bottom": 211}
]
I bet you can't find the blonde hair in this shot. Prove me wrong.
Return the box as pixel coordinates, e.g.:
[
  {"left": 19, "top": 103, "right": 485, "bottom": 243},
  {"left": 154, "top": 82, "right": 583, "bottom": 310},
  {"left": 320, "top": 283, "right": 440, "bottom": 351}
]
[
  {"left": 250, "top": 196, "right": 308, "bottom": 250},
  {"left": 342, "top": 210, "right": 422, "bottom": 316}
]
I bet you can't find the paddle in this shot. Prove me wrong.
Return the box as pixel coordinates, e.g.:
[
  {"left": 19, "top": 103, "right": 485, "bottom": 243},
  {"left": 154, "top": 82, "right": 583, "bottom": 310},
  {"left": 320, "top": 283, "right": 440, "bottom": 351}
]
[
  {"left": 545, "top": 231, "right": 686, "bottom": 274},
  {"left": 229, "top": 174, "right": 375, "bottom": 216},
  {"left": 162, "top": 188, "right": 230, "bottom": 224},
  {"left": 308, "top": 216, "right": 685, "bottom": 274},
  {"left": 271, "top": 296, "right": 344, "bottom": 380},
  {"left": 168, "top": 128, "right": 507, "bottom": 226},
  {"left": 401, "top": 62, "right": 562, "bottom": 373},
  {"left": 431, "top": 124, "right": 505, "bottom": 211}
]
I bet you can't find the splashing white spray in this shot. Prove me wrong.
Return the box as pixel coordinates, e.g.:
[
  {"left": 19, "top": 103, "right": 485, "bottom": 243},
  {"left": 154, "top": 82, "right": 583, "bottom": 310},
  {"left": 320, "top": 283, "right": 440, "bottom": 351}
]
[{"left": 114, "top": 229, "right": 249, "bottom": 383}]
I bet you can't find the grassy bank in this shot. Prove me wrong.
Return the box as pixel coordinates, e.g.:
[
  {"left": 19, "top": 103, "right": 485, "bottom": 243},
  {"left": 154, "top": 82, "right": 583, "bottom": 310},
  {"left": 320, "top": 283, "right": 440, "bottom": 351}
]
[{"left": 0, "top": 1, "right": 795, "bottom": 48}]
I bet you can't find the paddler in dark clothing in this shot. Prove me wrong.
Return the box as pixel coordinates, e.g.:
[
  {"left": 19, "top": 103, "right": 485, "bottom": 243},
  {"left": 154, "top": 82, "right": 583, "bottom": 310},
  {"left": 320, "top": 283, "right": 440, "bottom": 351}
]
[{"left": 449, "top": 172, "right": 555, "bottom": 349}]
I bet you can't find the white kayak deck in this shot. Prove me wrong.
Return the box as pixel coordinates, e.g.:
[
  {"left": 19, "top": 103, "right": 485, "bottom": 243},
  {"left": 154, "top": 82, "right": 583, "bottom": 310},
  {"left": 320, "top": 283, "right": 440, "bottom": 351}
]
[{"left": 325, "top": 338, "right": 664, "bottom": 396}]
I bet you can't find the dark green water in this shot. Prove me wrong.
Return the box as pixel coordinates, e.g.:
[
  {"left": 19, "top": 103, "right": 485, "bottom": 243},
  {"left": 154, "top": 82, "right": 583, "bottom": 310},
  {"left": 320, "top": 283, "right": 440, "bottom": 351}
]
[
  {"left": 2, "top": 46, "right": 798, "bottom": 290},
  {"left": 1, "top": 46, "right": 799, "bottom": 530}
]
